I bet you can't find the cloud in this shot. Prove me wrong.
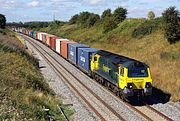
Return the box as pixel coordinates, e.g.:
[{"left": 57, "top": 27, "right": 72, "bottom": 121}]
[
  {"left": 87, "top": 0, "right": 102, "bottom": 5},
  {"left": 0, "top": 0, "right": 19, "bottom": 9},
  {"left": 27, "top": 0, "right": 40, "bottom": 7}
]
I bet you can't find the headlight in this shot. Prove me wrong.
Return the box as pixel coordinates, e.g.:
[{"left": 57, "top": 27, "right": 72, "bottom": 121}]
[
  {"left": 145, "top": 82, "right": 152, "bottom": 88},
  {"left": 127, "top": 83, "right": 133, "bottom": 89}
]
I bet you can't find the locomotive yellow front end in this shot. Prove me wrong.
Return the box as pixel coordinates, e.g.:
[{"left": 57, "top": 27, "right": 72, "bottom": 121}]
[{"left": 118, "top": 61, "right": 152, "bottom": 99}]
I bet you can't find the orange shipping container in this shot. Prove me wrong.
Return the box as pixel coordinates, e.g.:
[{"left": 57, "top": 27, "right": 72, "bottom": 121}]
[
  {"left": 36, "top": 32, "right": 39, "bottom": 40},
  {"left": 49, "top": 36, "right": 58, "bottom": 50},
  {"left": 61, "top": 41, "right": 77, "bottom": 59},
  {"left": 42, "top": 34, "right": 45, "bottom": 43}
]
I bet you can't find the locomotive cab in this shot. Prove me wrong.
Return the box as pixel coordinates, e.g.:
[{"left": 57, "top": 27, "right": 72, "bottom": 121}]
[{"left": 118, "top": 61, "right": 152, "bottom": 98}]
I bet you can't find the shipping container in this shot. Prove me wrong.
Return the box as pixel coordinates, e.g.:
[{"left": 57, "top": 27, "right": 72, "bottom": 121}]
[
  {"left": 39, "top": 32, "right": 46, "bottom": 41},
  {"left": 36, "top": 32, "right": 39, "bottom": 40},
  {"left": 61, "top": 41, "right": 77, "bottom": 59},
  {"left": 77, "top": 48, "right": 98, "bottom": 74},
  {"left": 43, "top": 34, "right": 47, "bottom": 43},
  {"left": 55, "top": 39, "right": 69, "bottom": 54},
  {"left": 30, "top": 31, "right": 34, "bottom": 37},
  {"left": 22, "top": 29, "right": 26, "bottom": 34},
  {"left": 42, "top": 34, "right": 45, "bottom": 43},
  {"left": 38, "top": 32, "right": 41, "bottom": 40},
  {"left": 32, "top": 31, "right": 37, "bottom": 39},
  {"left": 26, "top": 30, "right": 29, "bottom": 35},
  {"left": 46, "top": 34, "right": 55, "bottom": 46},
  {"left": 19, "top": 28, "right": 23, "bottom": 33},
  {"left": 28, "top": 30, "right": 32, "bottom": 36},
  {"left": 68, "top": 44, "right": 88, "bottom": 64},
  {"left": 49, "top": 36, "right": 58, "bottom": 50}
]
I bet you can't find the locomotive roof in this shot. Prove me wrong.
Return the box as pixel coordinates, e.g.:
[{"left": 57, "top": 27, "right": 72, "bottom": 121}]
[{"left": 96, "top": 50, "right": 148, "bottom": 68}]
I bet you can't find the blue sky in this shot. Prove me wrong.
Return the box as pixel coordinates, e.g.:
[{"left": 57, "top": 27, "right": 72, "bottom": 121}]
[{"left": 0, "top": 0, "right": 179, "bottom": 22}]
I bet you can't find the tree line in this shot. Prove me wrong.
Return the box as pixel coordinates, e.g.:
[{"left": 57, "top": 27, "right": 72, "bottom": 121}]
[
  {"left": 5, "top": 6, "right": 180, "bottom": 44},
  {"left": 69, "top": 7, "right": 127, "bottom": 33},
  {"left": 68, "top": 6, "right": 179, "bottom": 43},
  {"left": 0, "top": 14, "right": 6, "bottom": 29}
]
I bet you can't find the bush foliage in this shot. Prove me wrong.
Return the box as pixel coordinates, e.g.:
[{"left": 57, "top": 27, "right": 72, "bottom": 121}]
[
  {"left": 113, "top": 7, "right": 127, "bottom": 24},
  {"left": 132, "top": 19, "right": 161, "bottom": 38},
  {"left": 0, "top": 14, "right": 6, "bottom": 29},
  {"left": 148, "top": 11, "right": 155, "bottom": 20},
  {"left": 103, "top": 17, "right": 118, "bottom": 33},
  {"left": 101, "top": 9, "right": 112, "bottom": 19},
  {"left": 162, "top": 6, "right": 180, "bottom": 44},
  {"left": 69, "top": 12, "right": 100, "bottom": 27}
]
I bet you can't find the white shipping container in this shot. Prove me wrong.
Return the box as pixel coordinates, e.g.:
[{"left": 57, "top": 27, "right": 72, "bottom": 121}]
[
  {"left": 39, "top": 32, "right": 46, "bottom": 41},
  {"left": 38, "top": 33, "right": 41, "bottom": 40},
  {"left": 56, "top": 39, "right": 69, "bottom": 54}
]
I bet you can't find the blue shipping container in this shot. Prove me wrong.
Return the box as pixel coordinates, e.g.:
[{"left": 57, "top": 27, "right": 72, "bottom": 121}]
[
  {"left": 30, "top": 31, "right": 34, "bottom": 37},
  {"left": 68, "top": 44, "right": 88, "bottom": 64},
  {"left": 77, "top": 48, "right": 98, "bottom": 74},
  {"left": 44, "top": 35, "right": 46, "bottom": 43}
]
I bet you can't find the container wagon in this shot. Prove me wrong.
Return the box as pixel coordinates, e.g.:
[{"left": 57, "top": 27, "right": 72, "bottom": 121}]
[
  {"left": 77, "top": 48, "right": 98, "bottom": 75},
  {"left": 55, "top": 39, "right": 69, "bottom": 54},
  {"left": 49, "top": 36, "right": 59, "bottom": 50},
  {"left": 61, "top": 41, "right": 77, "bottom": 59},
  {"left": 68, "top": 44, "right": 88, "bottom": 65}
]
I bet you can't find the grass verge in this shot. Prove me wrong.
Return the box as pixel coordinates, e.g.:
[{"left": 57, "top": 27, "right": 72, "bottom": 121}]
[{"left": 0, "top": 29, "right": 74, "bottom": 120}]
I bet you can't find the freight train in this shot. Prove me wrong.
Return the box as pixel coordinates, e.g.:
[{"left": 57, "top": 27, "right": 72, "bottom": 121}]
[{"left": 13, "top": 27, "right": 153, "bottom": 101}]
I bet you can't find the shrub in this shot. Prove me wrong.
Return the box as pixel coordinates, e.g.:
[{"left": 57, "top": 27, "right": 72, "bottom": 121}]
[
  {"left": 132, "top": 19, "right": 160, "bottom": 38},
  {"left": 78, "top": 12, "right": 92, "bottom": 26},
  {"left": 160, "top": 52, "right": 180, "bottom": 60},
  {"left": 162, "top": 6, "right": 180, "bottom": 44},
  {"left": 86, "top": 14, "right": 100, "bottom": 27},
  {"left": 0, "top": 14, "right": 6, "bottom": 29},
  {"left": 103, "top": 17, "right": 118, "bottom": 33},
  {"left": 113, "top": 7, "right": 127, "bottom": 24},
  {"left": 148, "top": 11, "right": 155, "bottom": 20},
  {"left": 69, "top": 14, "right": 79, "bottom": 24},
  {"left": 101, "top": 9, "right": 112, "bottom": 19}
]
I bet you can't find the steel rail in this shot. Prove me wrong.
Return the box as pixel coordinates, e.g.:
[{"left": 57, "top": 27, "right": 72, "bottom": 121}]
[
  {"left": 22, "top": 33, "right": 173, "bottom": 121},
  {"left": 24, "top": 35, "right": 125, "bottom": 121}
]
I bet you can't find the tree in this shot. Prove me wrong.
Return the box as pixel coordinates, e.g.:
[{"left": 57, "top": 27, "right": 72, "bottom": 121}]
[
  {"left": 101, "top": 9, "right": 111, "bottom": 19},
  {"left": 113, "top": 7, "right": 127, "bottom": 23},
  {"left": 0, "top": 14, "right": 6, "bottom": 29},
  {"left": 162, "top": 6, "right": 180, "bottom": 44},
  {"left": 86, "top": 14, "right": 100, "bottom": 27},
  {"left": 69, "top": 14, "right": 79, "bottom": 24},
  {"left": 148, "top": 11, "right": 155, "bottom": 20},
  {"left": 78, "top": 12, "right": 92, "bottom": 25},
  {"left": 103, "top": 17, "right": 118, "bottom": 33}
]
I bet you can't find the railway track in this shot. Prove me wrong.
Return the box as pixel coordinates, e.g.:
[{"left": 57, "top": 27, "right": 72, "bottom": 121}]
[
  {"left": 96, "top": 80, "right": 173, "bottom": 121},
  {"left": 96, "top": 81, "right": 173, "bottom": 121},
  {"left": 21, "top": 34, "right": 173, "bottom": 121},
  {"left": 22, "top": 34, "right": 125, "bottom": 121}
]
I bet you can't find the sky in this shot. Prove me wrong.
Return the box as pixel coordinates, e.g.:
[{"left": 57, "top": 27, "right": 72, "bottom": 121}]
[{"left": 0, "top": 0, "right": 179, "bottom": 22}]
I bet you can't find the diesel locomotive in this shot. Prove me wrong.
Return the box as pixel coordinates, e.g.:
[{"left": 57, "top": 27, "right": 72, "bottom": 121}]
[{"left": 90, "top": 50, "right": 152, "bottom": 100}]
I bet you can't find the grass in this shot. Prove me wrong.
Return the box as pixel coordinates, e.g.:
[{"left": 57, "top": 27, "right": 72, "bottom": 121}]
[
  {"left": 40, "top": 18, "right": 180, "bottom": 102},
  {"left": 0, "top": 29, "right": 74, "bottom": 120}
]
